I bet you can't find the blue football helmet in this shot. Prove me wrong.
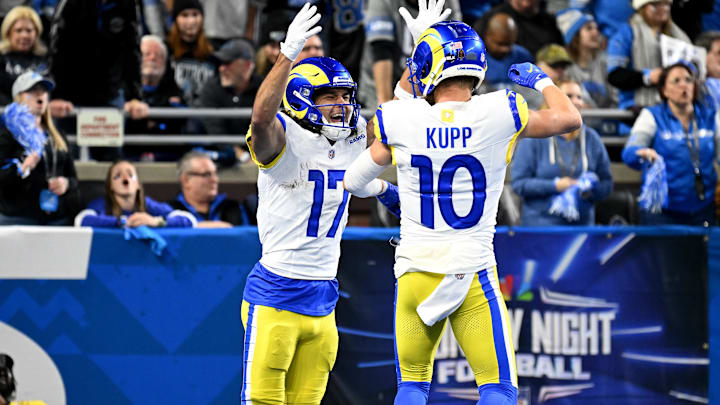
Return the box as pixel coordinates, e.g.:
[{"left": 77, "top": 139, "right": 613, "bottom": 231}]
[
  {"left": 282, "top": 57, "right": 360, "bottom": 141},
  {"left": 407, "top": 21, "right": 488, "bottom": 97}
]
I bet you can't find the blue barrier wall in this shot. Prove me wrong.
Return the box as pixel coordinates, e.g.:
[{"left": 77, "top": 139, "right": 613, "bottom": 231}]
[{"left": 0, "top": 226, "right": 715, "bottom": 404}]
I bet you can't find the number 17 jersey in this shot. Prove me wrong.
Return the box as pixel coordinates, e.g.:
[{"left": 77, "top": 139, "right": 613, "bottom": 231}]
[{"left": 376, "top": 90, "right": 529, "bottom": 277}]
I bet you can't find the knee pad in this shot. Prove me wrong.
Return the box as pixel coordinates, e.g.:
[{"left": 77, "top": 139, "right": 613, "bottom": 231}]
[
  {"left": 395, "top": 381, "right": 431, "bottom": 405},
  {"left": 477, "top": 383, "right": 517, "bottom": 405}
]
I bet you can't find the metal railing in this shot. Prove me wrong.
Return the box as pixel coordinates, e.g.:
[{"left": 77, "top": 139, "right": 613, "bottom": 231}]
[{"left": 62, "top": 107, "right": 636, "bottom": 160}]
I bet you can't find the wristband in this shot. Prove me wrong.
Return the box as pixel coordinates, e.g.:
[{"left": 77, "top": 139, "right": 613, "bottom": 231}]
[{"left": 534, "top": 77, "right": 555, "bottom": 92}]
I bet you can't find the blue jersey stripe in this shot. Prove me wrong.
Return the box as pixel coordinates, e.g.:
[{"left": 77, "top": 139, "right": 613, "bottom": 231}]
[
  {"left": 276, "top": 112, "right": 287, "bottom": 132},
  {"left": 478, "top": 269, "right": 511, "bottom": 383},
  {"left": 241, "top": 303, "right": 256, "bottom": 402},
  {"left": 376, "top": 107, "right": 388, "bottom": 144},
  {"left": 506, "top": 90, "right": 522, "bottom": 133}
]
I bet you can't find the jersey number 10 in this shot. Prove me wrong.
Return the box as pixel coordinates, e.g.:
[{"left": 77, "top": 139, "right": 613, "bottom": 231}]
[
  {"left": 411, "top": 154, "right": 487, "bottom": 230},
  {"left": 307, "top": 169, "right": 350, "bottom": 238}
]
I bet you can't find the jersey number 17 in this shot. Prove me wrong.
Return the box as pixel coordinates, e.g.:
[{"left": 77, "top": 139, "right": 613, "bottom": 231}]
[{"left": 306, "top": 169, "right": 349, "bottom": 238}]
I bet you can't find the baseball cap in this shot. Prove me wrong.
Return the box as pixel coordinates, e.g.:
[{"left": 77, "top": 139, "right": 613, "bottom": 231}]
[
  {"left": 536, "top": 44, "right": 573, "bottom": 68},
  {"left": 212, "top": 39, "right": 256, "bottom": 64},
  {"left": 11, "top": 71, "right": 54, "bottom": 98}
]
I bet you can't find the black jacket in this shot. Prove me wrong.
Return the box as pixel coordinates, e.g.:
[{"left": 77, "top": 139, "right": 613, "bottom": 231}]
[
  {"left": 0, "top": 123, "right": 80, "bottom": 222},
  {"left": 0, "top": 52, "right": 49, "bottom": 105},
  {"left": 196, "top": 74, "right": 260, "bottom": 135},
  {"left": 49, "top": 0, "right": 142, "bottom": 105}
]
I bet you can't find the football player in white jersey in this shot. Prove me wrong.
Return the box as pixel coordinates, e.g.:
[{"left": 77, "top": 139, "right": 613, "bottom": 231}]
[
  {"left": 239, "top": 3, "right": 411, "bottom": 404},
  {"left": 343, "top": 19, "right": 582, "bottom": 405}
]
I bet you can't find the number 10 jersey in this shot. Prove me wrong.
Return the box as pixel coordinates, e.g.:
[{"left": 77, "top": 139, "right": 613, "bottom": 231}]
[{"left": 376, "top": 90, "right": 529, "bottom": 277}]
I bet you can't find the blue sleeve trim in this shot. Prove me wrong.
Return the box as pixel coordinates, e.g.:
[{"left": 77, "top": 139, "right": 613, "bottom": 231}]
[
  {"left": 376, "top": 107, "right": 388, "bottom": 144},
  {"left": 506, "top": 90, "right": 522, "bottom": 132},
  {"left": 275, "top": 113, "right": 286, "bottom": 132}
]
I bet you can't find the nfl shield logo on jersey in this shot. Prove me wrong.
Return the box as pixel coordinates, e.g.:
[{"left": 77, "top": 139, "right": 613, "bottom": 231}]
[{"left": 328, "top": 149, "right": 335, "bottom": 159}]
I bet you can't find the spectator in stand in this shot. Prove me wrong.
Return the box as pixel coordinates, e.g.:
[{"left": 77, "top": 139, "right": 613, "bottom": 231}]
[
  {"left": 167, "top": 0, "right": 215, "bottom": 106},
  {"left": 476, "top": 12, "right": 533, "bottom": 88},
  {"left": 254, "top": 12, "right": 287, "bottom": 78},
  {"left": 696, "top": 31, "right": 720, "bottom": 107},
  {"left": 521, "top": 43, "right": 573, "bottom": 109},
  {"left": 358, "top": 0, "right": 461, "bottom": 109},
  {"left": 622, "top": 61, "right": 719, "bottom": 226},
  {"left": 557, "top": 8, "right": 619, "bottom": 135},
  {"left": 564, "top": 0, "right": 633, "bottom": 40},
  {"left": 294, "top": 34, "right": 324, "bottom": 64},
  {"left": 49, "top": 0, "right": 149, "bottom": 116},
  {"left": 125, "top": 35, "right": 188, "bottom": 161},
  {"left": 168, "top": 151, "right": 248, "bottom": 227},
  {"left": 200, "top": 0, "right": 258, "bottom": 49},
  {"left": 607, "top": 0, "right": 691, "bottom": 134},
  {"left": 671, "top": 0, "right": 713, "bottom": 42},
  {"left": 197, "top": 38, "right": 260, "bottom": 165},
  {"left": 475, "top": 0, "right": 563, "bottom": 57},
  {"left": 137, "top": 35, "right": 183, "bottom": 127},
  {"left": 0, "top": 6, "right": 48, "bottom": 106},
  {"left": 512, "top": 78, "right": 613, "bottom": 225},
  {"left": 0, "top": 71, "right": 80, "bottom": 225},
  {"left": 257, "top": 0, "right": 367, "bottom": 79},
  {"left": 558, "top": 9, "right": 617, "bottom": 109},
  {"left": 142, "top": 0, "right": 171, "bottom": 37},
  {"left": 75, "top": 159, "right": 196, "bottom": 227}
]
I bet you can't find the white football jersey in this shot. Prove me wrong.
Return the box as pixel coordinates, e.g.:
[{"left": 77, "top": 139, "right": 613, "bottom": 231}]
[
  {"left": 376, "top": 90, "right": 529, "bottom": 277},
  {"left": 247, "top": 112, "right": 368, "bottom": 280}
]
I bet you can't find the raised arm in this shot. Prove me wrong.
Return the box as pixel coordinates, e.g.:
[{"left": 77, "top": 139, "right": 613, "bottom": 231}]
[
  {"left": 507, "top": 63, "right": 582, "bottom": 139},
  {"left": 249, "top": 3, "right": 321, "bottom": 165}
]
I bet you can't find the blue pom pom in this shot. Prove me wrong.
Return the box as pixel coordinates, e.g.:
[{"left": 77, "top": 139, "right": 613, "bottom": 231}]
[
  {"left": 548, "top": 171, "right": 598, "bottom": 221},
  {"left": 638, "top": 156, "right": 668, "bottom": 213},
  {"left": 3, "top": 102, "right": 46, "bottom": 156}
]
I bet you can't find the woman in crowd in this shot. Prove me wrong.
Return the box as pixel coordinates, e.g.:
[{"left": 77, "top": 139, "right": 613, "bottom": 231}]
[
  {"left": 512, "top": 78, "right": 613, "bottom": 225},
  {"left": 557, "top": 9, "right": 617, "bottom": 111},
  {"left": 0, "top": 71, "right": 79, "bottom": 225},
  {"left": 607, "top": 0, "right": 691, "bottom": 134},
  {"left": 166, "top": 0, "right": 215, "bottom": 106},
  {"left": 622, "top": 61, "right": 719, "bottom": 226},
  {"left": 0, "top": 6, "right": 48, "bottom": 105},
  {"left": 75, "top": 160, "right": 196, "bottom": 228}
]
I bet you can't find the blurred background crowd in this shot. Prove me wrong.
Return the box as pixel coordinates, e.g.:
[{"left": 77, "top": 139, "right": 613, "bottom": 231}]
[{"left": 0, "top": 0, "right": 718, "bottom": 228}]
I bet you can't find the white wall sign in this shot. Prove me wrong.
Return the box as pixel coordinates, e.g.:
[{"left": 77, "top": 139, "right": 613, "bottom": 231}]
[{"left": 76, "top": 109, "right": 124, "bottom": 147}]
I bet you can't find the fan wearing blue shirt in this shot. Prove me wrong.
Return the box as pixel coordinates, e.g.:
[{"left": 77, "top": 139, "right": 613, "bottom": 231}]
[
  {"left": 168, "top": 151, "right": 248, "bottom": 227},
  {"left": 476, "top": 12, "right": 533, "bottom": 86}
]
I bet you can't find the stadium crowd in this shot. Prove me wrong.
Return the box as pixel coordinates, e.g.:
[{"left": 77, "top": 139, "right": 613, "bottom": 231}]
[{"left": 0, "top": 0, "right": 718, "bottom": 226}]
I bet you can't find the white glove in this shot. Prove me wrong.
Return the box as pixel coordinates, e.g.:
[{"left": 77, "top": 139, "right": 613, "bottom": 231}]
[
  {"left": 398, "top": 0, "right": 452, "bottom": 45},
  {"left": 280, "top": 2, "right": 323, "bottom": 61}
]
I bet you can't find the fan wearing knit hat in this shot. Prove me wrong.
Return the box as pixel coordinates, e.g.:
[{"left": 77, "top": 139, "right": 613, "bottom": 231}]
[
  {"left": 167, "top": 0, "right": 215, "bottom": 105},
  {"left": 556, "top": 9, "right": 618, "bottom": 112}
]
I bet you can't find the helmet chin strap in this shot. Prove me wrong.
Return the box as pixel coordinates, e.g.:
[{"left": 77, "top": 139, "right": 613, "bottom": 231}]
[{"left": 320, "top": 116, "right": 352, "bottom": 141}]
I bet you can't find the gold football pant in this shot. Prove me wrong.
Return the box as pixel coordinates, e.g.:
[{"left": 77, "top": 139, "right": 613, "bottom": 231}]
[
  {"left": 241, "top": 301, "right": 338, "bottom": 404},
  {"left": 394, "top": 268, "right": 517, "bottom": 387}
]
